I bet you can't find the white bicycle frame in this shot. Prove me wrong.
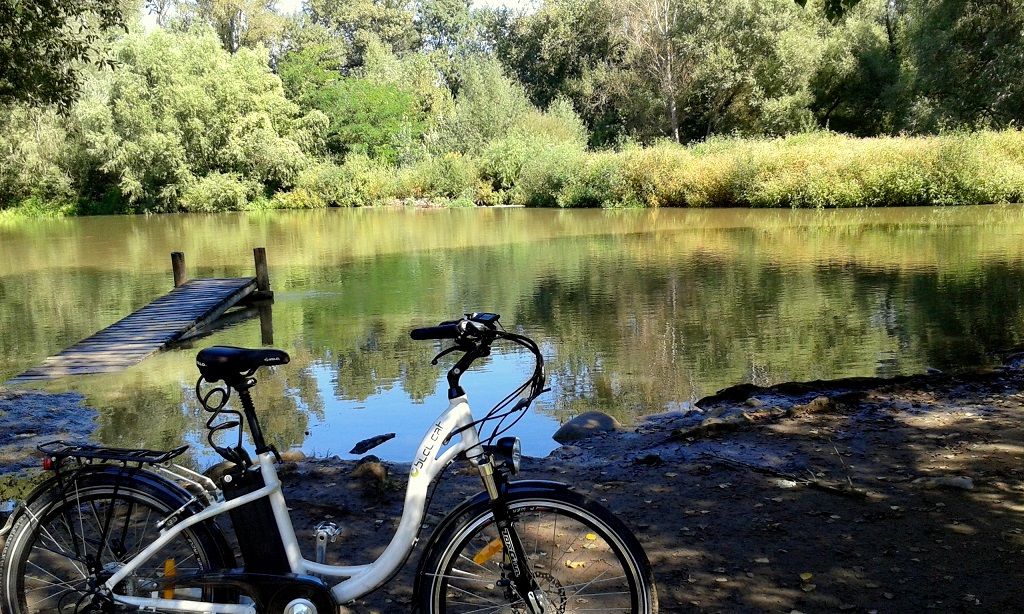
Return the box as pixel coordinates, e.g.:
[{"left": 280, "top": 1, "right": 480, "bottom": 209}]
[{"left": 105, "top": 394, "right": 486, "bottom": 613}]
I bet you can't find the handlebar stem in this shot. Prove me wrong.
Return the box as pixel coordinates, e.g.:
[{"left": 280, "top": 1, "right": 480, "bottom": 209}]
[{"left": 446, "top": 341, "right": 491, "bottom": 399}]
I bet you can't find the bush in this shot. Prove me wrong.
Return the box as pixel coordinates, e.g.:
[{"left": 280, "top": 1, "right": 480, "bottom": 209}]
[
  {"left": 511, "top": 143, "right": 588, "bottom": 207},
  {"left": 178, "top": 173, "right": 259, "bottom": 212},
  {"left": 78, "top": 28, "right": 315, "bottom": 212},
  {"left": 415, "top": 153, "right": 481, "bottom": 200}
]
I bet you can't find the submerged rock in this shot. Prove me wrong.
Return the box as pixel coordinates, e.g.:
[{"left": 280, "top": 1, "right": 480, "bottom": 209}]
[{"left": 553, "top": 411, "right": 622, "bottom": 444}]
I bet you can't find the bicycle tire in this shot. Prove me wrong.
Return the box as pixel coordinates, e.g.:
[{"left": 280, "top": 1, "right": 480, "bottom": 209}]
[
  {"left": 0, "top": 471, "right": 232, "bottom": 614},
  {"left": 417, "top": 489, "right": 658, "bottom": 614}
]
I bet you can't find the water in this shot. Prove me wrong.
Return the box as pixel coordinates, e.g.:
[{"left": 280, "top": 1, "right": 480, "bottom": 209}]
[{"left": 3, "top": 206, "right": 1024, "bottom": 466}]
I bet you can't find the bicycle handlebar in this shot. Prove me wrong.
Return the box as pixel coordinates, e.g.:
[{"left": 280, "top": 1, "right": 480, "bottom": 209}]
[
  {"left": 410, "top": 313, "right": 501, "bottom": 341},
  {"left": 410, "top": 323, "right": 461, "bottom": 340}
]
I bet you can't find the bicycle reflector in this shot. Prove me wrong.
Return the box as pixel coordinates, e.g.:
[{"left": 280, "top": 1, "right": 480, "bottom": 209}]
[{"left": 162, "top": 558, "right": 176, "bottom": 599}]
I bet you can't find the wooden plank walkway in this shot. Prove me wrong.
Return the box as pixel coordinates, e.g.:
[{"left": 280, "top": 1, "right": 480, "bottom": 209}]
[{"left": 7, "top": 278, "right": 258, "bottom": 384}]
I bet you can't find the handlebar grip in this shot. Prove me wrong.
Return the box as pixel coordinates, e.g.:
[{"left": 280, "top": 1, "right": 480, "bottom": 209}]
[{"left": 410, "top": 323, "right": 460, "bottom": 340}]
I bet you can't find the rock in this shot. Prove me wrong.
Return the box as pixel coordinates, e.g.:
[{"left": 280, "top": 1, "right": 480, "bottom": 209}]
[
  {"left": 787, "top": 396, "right": 837, "bottom": 416},
  {"left": 553, "top": 411, "right": 621, "bottom": 444},
  {"left": 745, "top": 397, "right": 764, "bottom": 408},
  {"left": 634, "top": 453, "right": 664, "bottom": 466},
  {"left": 351, "top": 460, "right": 389, "bottom": 485},
  {"left": 279, "top": 449, "right": 307, "bottom": 462}
]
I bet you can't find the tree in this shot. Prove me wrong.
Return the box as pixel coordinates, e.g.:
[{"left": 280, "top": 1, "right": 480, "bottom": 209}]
[
  {"left": 619, "top": 0, "right": 689, "bottom": 142},
  {"left": 429, "top": 55, "right": 532, "bottom": 155},
  {"left": 0, "top": 0, "right": 125, "bottom": 110},
  {"left": 419, "top": 0, "right": 472, "bottom": 54},
  {"left": 808, "top": 0, "right": 906, "bottom": 134},
  {"left": 900, "top": 0, "right": 1024, "bottom": 130},
  {"left": 482, "top": 0, "right": 631, "bottom": 144},
  {"left": 305, "top": 0, "right": 419, "bottom": 68},
  {"left": 79, "top": 28, "right": 320, "bottom": 211},
  {"left": 151, "top": 0, "right": 286, "bottom": 52}
]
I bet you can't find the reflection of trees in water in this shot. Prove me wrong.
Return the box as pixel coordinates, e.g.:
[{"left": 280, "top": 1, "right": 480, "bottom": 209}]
[{"left": 10, "top": 208, "right": 1024, "bottom": 445}]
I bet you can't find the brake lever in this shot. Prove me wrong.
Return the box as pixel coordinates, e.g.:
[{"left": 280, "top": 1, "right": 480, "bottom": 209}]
[{"left": 431, "top": 345, "right": 463, "bottom": 365}]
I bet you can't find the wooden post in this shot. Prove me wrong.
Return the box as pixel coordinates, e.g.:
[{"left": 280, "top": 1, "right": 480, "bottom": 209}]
[
  {"left": 254, "top": 247, "right": 270, "bottom": 294},
  {"left": 171, "top": 252, "right": 187, "bottom": 287},
  {"left": 258, "top": 303, "right": 274, "bottom": 346}
]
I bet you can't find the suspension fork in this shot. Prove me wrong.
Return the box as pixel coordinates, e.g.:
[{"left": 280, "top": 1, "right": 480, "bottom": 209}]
[{"left": 475, "top": 457, "right": 551, "bottom": 614}]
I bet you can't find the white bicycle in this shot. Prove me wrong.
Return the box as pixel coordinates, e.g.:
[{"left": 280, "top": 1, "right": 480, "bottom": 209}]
[{"left": 0, "top": 313, "right": 657, "bottom": 613}]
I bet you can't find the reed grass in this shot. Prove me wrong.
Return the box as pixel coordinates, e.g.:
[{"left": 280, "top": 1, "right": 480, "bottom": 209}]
[{"left": 304, "top": 128, "right": 1024, "bottom": 209}]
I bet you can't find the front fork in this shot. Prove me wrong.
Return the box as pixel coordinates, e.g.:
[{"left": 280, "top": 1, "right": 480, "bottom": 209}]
[{"left": 474, "top": 457, "right": 552, "bottom": 614}]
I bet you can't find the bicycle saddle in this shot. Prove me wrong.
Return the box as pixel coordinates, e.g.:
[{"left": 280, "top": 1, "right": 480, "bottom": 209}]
[{"left": 196, "top": 346, "right": 290, "bottom": 382}]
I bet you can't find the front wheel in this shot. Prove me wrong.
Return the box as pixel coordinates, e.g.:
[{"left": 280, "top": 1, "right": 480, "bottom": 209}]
[{"left": 418, "top": 489, "right": 657, "bottom": 614}]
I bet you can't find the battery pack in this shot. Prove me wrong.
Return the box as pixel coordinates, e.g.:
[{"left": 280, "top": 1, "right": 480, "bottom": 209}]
[{"left": 221, "top": 467, "right": 291, "bottom": 574}]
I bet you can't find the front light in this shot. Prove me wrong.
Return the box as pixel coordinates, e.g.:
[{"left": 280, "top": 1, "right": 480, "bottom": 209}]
[{"left": 496, "top": 437, "right": 522, "bottom": 474}]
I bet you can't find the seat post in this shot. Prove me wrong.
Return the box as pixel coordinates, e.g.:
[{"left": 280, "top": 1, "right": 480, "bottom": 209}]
[{"left": 235, "top": 385, "right": 273, "bottom": 456}]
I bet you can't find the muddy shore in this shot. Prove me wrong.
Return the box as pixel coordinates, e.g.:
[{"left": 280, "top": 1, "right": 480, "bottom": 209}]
[{"left": 3, "top": 362, "right": 1024, "bottom": 613}]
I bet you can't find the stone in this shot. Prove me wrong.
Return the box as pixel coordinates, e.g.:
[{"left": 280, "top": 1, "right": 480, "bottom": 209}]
[
  {"left": 553, "top": 411, "right": 622, "bottom": 444},
  {"left": 279, "top": 449, "right": 307, "bottom": 462},
  {"left": 787, "top": 396, "right": 837, "bottom": 416},
  {"left": 351, "top": 460, "right": 389, "bottom": 485}
]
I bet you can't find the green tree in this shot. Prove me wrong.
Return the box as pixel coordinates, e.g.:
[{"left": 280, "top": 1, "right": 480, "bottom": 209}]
[
  {"left": 79, "top": 27, "right": 320, "bottom": 211},
  {"left": 152, "top": 0, "right": 286, "bottom": 52},
  {"left": 0, "top": 0, "right": 126, "bottom": 110},
  {"left": 305, "top": 0, "right": 419, "bottom": 68},
  {"left": 808, "top": 0, "right": 906, "bottom": 134},
  {"left": 419, "top": 0, "right": 472, "bottom": 54},
  {"left": 900, "top": 0, "right": 1024, "bottom": 130},
  {"left": 307, "top": 78, "right": 427, "bottom": 163},
  {"left": 483, "top": 0, "right": 626, "bottom": 142},
  {"left": 429, "top": 55, "right": 532, "bottom": 155}
]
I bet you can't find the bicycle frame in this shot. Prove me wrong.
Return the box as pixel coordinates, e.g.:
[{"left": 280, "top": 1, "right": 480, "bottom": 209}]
[{"left": 104, "top": 394, "right": 486, "bottom": 613}]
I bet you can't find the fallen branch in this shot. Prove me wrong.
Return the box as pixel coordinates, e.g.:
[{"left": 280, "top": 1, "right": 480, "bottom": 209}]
[{"left": 702, "top": 451, "right": 868, "bottom": 499}]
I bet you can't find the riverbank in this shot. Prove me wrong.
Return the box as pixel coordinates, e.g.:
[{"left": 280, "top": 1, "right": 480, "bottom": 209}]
[
  {"left": 4, "top": 360, "right": 1024, "bottom": 612},
  {"left": 270, "top": 362, "right": 1024, "bottom": 613},
  {"left": 4, "top": 130, "right": 1024, "bottom": 216}
]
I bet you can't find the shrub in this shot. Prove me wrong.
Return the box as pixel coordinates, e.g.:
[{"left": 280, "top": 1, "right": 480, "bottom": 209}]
[
  {"left": 179, "top": 173, "right": 259, "bottom": 212},
  {"left": 268, "top": 188, "right": 327, "bottom": 209},
  {"left": 511, "top": 143, "right": 588, "bottom": 207},
  {"left": 415, "top": 153, "right": 481, "bottom": 200}
]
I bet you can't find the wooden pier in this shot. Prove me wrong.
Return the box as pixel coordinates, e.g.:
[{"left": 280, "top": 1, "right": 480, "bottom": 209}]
[{"left": 6, "top": 248, "right": 273, "bottom": 384}]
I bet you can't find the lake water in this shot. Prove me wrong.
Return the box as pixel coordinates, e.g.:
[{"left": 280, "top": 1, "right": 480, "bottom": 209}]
[{"left": 3, "top": 206, "right": 1024, "bottom": 465}]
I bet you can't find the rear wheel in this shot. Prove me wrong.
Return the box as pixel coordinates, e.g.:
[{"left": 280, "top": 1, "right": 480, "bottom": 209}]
[
  {"left": 418, "top": 490, "right": 657, "bottom": 613},
  {"left": 1, "top": 475, "right": 231, "bottom": 614}
]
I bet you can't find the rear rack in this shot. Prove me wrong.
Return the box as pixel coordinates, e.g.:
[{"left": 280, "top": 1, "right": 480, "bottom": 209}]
[{"left": 38, "top": 441, "right": 189, "bottom": 466}]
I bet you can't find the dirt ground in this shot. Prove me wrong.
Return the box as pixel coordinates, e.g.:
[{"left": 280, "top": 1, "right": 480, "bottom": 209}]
[{"left": 4, "top": 360, "right": 1024, "bottom": 613}]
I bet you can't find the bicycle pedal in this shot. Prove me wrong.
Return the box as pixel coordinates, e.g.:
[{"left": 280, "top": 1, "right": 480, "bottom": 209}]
[{"left": 313, "top": 521, "right": 343, "bottom": 565}]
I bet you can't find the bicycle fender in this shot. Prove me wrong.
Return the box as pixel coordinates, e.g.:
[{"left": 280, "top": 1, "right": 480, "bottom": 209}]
[
  {"left": 1, "top": 465, "right": 234, "bottom": 566},
  {"left": 412, "top": 479, "right": 569, "bottom": 601},
  {"left": 0, "top": 467, "right": 126, "bottom": 537}
]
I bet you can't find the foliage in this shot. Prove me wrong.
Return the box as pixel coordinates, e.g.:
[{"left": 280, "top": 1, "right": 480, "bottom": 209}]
[
  {"left": 152, "top": 0, "right": 286, "bottom": 52},
  {"left": 0, "top": 0, "right": 125, "bottom": 111},
  {"left": 78, "top": 28, "right": 317, "bottom": 211},
  {"left": 305, "top": 0, "right": 419, "bottom": 69},
  {"left": 428, "top": 55, "right": 532, "bottom": 155},
  {"left": 304, "top": 78, "right": 426, "bottom": 164},
  {"left": 178, "top": 172, "right": 259, "bottom": 211},
  {"left": 899, "top": 0, "right": 1024, "bottom": 131}
]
